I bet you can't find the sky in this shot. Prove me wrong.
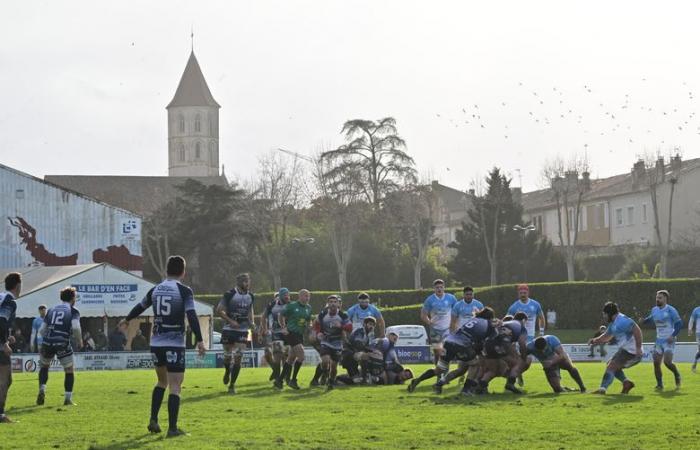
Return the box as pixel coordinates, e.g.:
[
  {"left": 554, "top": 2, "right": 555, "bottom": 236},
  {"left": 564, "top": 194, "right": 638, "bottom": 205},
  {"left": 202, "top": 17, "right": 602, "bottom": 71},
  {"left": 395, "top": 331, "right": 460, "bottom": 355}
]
[{"left": 2, "top": 1, "right": 700, "bottom": 192}]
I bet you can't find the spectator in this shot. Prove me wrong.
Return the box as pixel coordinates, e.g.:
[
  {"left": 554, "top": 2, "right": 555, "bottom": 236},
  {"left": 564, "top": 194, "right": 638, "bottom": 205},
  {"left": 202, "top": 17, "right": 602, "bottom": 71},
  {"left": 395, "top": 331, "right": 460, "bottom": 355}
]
[
  {"left": 10, "top": 329, "right": 27, "bottom": 353},
  {"left": 82, "top": 332, "right": 95, "bottom": 352},
  {"left": 93, "top": 331, "right": 108, "bottom": 351},
  {"left": 108, "top": 322, "right": 128, "bottom": 351},
  {"left": 131, "top": 329, "right": 149, "bottom": 351},
  {"left": 30, "top": 304, "right": 47, "bottom": 352},
  {"left": 588, "top": 325, "right": 608, "bottom": 357}
]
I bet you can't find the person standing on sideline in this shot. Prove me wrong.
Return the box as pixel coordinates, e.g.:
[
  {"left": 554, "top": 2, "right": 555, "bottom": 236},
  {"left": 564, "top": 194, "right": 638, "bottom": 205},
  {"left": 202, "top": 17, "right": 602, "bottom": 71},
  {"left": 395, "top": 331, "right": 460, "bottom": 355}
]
[
  {"left": 689, "top": 304, "right": 700, "bottom": 372},
  {"left": 30, "top": 305, "right": 47, "bottom": 352},
  {"left": 0, "top": 272, "right": 21, "bottom": 423}
]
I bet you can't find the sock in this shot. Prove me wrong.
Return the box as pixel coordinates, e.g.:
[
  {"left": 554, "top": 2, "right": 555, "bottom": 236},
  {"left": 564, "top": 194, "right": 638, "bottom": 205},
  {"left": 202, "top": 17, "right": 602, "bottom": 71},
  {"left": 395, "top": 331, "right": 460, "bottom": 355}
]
[
  {"left": 150, "top": 386, "right": 166, "bottom": 421},
  {"left": 167, "top": 394, "right": 180, "bottom": 432},
  {"left": 279, "top": 362, "right": 291, "bottom": 382},
  {"left": 569, "top": 368, "right": 586, "bottom": 390},
  {"left": 506, "top": 376, "right": 516, "bottom": 385},
  {"left": 694, "top": 351, "right": 700, "bottom": 363},
  {"left": 614, "top": 370, "right": 626, "bottom": 382},
  {"left": 39, "top": 384, "right": 46, "bottom": 394},
  {"left": 39, "top": 366, "right": 49, "bottom": 389},
  {"left": 654, "top": 371, "right": 663, "bottom": 386},
  {"left": 666, "top": 363, "right": 681, "bottom": 380},
  {"left": 312, "top": 364, "right": 323, "bottom": 383},
  {"left": 415, "top": 369, "right": 436, "bottom": 383},
  {"left": 230, "top": 364, "right": 241, "bottom": 386},
  {"left": 292, "top": 361, "right": 302, "bottom": 381},
  {"left": 64, "top": 373, "right": 74, "bottom": 394},
  {"left": 600, "top": 370, "right": 615, "bottom": 389},
  {"left": 271, "top": 361, "right": 280, "bottom": 380}
]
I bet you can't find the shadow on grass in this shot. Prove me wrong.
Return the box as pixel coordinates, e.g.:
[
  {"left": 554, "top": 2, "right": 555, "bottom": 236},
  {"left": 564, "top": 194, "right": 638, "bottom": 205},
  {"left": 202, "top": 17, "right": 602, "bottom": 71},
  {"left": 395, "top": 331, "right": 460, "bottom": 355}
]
[
  {"left": 87, "top": 432, "right": 154, "bottom": 450},
  {"left": 601, "top": 394, "right": 644, "bottom": 405}
]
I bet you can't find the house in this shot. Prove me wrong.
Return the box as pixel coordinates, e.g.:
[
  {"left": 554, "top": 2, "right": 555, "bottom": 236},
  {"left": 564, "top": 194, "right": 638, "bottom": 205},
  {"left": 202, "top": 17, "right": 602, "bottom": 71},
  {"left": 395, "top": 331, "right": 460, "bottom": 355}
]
[{"left": 430, "top": 181, "right": 475, "bottom": 253}]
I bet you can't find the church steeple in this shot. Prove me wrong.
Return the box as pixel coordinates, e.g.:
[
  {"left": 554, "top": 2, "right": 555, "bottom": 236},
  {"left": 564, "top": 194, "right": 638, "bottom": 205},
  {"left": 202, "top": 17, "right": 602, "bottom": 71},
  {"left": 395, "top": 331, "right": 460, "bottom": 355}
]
[{"left": 167, "top": 50, "right": 220, "bottom": 177}]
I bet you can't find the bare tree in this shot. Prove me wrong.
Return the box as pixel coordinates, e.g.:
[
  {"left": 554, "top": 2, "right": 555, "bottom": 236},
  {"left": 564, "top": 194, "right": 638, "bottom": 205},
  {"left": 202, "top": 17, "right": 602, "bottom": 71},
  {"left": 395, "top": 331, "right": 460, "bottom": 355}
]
[
  {"left": 313, "top": 155, "right": 366, "bottom": 292},
  {"left": 385, "top": 184, "right": 436, "bottom": 288},
  {"left": 642, "top": 153, "right": 682, "bottom": 278},
  {"left": 249, "top": 152, "right": 306, "bottom": 290},
  {"left": 320, "top": 118, "right": 417, "bottom": 211},
  {"left": 143, "top": 203, "right": 177, "bottom": 278},
  {"left": 542, "top": 155, "right": 589, "bottom": 281}
]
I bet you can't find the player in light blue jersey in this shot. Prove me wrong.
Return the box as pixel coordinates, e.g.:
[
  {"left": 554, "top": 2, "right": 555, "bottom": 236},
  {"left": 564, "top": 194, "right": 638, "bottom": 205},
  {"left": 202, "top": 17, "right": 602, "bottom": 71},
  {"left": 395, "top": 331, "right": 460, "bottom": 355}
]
[
  {"left": 641, "top": 290, "right": 682, "bottom": 390},
  {"left": 123, "top": 256, "right": 205, "bottom": 438},
  {"left": 30, "top": 304, "right": 47, "bottom": 352},
  {"left": 421, "top": 279, "right": 457, "bottom": 365},
  {"left": 450, "top": 286, "right": 484, "bottom": 331},
  {"left": 589, "top": 302, "right": 643, "bottom": 395},
  {"left": 689, "top": 305, "right": 700, "bottom": 372},
  {"left": 346, "top": 292, "right": 385, "bottom": 337},
  {"left": 507, "top": 284, "right": 545, "bottom": 341},
  {"left": 527, "top": 335, "right": 586, "bottom": 393}
]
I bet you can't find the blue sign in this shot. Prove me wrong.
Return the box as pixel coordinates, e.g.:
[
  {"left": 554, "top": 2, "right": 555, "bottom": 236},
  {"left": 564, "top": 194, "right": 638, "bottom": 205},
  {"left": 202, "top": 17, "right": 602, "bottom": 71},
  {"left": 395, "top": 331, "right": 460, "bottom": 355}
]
[
  {"left": 395, "top": 346, "right": 431, "bottom": 363},
  {"left": 215, "top": 351, "right": 258, "bottom": 368}
]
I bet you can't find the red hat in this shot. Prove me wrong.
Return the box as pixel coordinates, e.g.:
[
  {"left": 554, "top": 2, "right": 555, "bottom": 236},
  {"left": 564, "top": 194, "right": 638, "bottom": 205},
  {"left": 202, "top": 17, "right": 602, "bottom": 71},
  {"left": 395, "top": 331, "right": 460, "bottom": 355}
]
[{"left": 517, "top": 284, "right": 529, "bottom": 292}]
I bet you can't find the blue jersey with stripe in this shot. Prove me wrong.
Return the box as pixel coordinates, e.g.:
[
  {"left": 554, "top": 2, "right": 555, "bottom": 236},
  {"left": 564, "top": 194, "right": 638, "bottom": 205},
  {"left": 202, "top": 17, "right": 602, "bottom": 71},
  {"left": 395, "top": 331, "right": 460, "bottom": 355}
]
[
  {"left": 140, "top": 279, "right": 195, "bottom": 348},
  {"left": 0, "top": 292, "right": 17, "bottom": 344},
  {"left": 526, "top": 335, "right": 561, "bottom": 361},
  {"left": 32, "top": 316, "right": 45, "bottom": 347},
  {"left": 43, "top": 303, "right": 80, "bottom": 346},
  {"left": 691, "top": 306, "right": 700, "bottom": 334},
  {"left": 645, "top": 305, "right": 682, "bottom": 340},
  {"left": 451, "top": 299, "right": 484, "bottom": 328},
  {"left": 507, "top": 298, "right": 543, "bottom": 337},
  {"left": 604, "top": 313, "right": 637, "bottom": 353},
  {"left": 422, "top": 293, "right": 457, "bottom": 331},
  {"left": 346, "top": 304, "right": 383, "bottom": 331}
]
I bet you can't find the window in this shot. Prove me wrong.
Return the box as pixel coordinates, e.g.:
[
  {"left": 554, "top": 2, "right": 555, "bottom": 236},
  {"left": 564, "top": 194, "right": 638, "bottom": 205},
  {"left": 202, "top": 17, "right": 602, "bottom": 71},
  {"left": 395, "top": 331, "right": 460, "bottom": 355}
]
[
  {"left": 178, "top": 115, "right": 185, "bottom": 133},
  {"left": 195, "top": 142, "right": 201, "bottom": 159},
  {"left": 15, "top": 189, "right": 24, "bottom": 200},
  {"left": 178, "top": 145, "right": 185, "bottom": 162},
  {"left": 642, "top": 203, "right": 648, "bottom": 223},
  {"left": 209, "top": 141, "right": 216, "bottom": 164},
  {"left": 579, "top": 207, "right": 587, "bottom": 231},
  {"left": 615, "top": 208, "right": 623, "bottom": 227},
  {"left": 567, "top": 208, "right": 575, "bottom": 229},
  {"left": 209, "top": 112, "right": 214, "bottom": 134},
  {"left": 627, "top": 206, "right": 634, "bottom": 226},
  {"left": 195, "top": 114, "right": 201, "bottom": 132}
]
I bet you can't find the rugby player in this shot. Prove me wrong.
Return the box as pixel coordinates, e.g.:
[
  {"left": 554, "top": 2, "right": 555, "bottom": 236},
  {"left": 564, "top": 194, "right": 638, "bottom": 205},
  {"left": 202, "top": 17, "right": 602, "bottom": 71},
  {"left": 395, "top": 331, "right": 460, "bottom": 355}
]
[
  {"left": 123, "top": 255, "right": 206, "bottom": 437},
  {"left": 30, "top": 304, "right": 47, "bottom": 352},
  {"left": 0, "top": 272, "right": 21, "bottom": 424},
  {"left": 409, "top": 307, "right": 496, "bottom": 393},
  {"left": 527, "top": 335, "right": 586, "bottom": 393},
  {"left": 450, "top": 287, "right": 484, "bottom": 331},
  {"left": 478, "top": 312, "right": 529, "bottom": 394},
  {"left": 347, "top": 293, "right": 385, "bottom": 336},
  {"left": 313, "top": 295, "right": 352, "bottom": 390},
  {"left": 261, "top": 288, "right": 290, "bottom": 383},
  {"left": 689, "top": 304, "right": 700, "bottom": 372},
  {"left": 36, "top": 287, "right": 83, "bottom": 406},
  {"left": 337, "top": 316, "right": 376, "bottom": 384},
  {"left": 640, "top": 290, "right": 682, "bottom": 390},
  {"left": 217, "top": 273, "right": 254, "bottom": 394},
  {"left": 507, "top": 284, "right": 545, "bottom": 386},
  {"left": 276, "top": 289, "right": 312, "bottom": 390},
  {"left": 589, "top": 302, "right": 643, "bottom": 395},
  {"left": 421, "top": 279, "right": 457, "bottom": 365}
]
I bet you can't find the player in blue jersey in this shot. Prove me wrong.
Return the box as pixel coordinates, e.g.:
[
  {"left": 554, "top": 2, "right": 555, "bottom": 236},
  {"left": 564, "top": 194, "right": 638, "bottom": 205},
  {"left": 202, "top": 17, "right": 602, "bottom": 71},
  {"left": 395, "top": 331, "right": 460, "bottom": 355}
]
[
  {"left": 30, "top": 304, "right": 47, "bottom": 352},
  {"left": 689, "top": 304, "right": 700, "bottom": 372},
  {"left": 216, "top": 273, "right": 254, "bottom": 394},
  {"left": 507, "top": 284, "right": 546, "bottom": 340},
  {"left": 640, "top": 290, "right": 682, "bottom": 390},
  {"left": 261, "top": 288, "right": 290, "bottom": 383},
  {"left": 589, "top": 302, "right": 643, "bottom": 395},
  {"left": 0, "top": 272, "right": 21, "bottom": 423},
  {"left": 346, "top": 292, "right": 385, "bottom": 337},
  {"left": 123, "top": 256, "right": 206, "bottom": 438},
  {"left": 338, "top": 317, "right": 376, "bottom": 384},
  {"left": 36, "top": 287, "right": 83, "bottom": 406},
  {"left": 409, "top": 307, "right": 496, "bottom": 393},
  {"left": 421, "top": 279, "right": 458, "bottom": 365},
  {"left": 527, "top": 335, "right": 586, "bottom": 393},
  {"left": 313, "top": 296, "right": 352, "bottom": 390},
  {"left": 450, "top": 287, "right": 484, "bottom": 331}
]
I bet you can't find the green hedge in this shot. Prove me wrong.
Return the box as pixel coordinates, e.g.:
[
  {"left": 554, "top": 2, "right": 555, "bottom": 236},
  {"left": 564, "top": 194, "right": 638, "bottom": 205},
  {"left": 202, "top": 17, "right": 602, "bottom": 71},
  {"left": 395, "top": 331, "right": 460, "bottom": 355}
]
[{"left": 380, "top": 279, "right": 700, "bottom": 330}]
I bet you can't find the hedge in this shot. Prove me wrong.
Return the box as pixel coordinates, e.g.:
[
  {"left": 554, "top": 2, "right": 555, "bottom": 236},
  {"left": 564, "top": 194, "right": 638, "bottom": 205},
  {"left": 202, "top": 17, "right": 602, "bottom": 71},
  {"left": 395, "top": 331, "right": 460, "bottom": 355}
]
[{"left": 380, "top": 279, "right": 700, "bottom": 330}]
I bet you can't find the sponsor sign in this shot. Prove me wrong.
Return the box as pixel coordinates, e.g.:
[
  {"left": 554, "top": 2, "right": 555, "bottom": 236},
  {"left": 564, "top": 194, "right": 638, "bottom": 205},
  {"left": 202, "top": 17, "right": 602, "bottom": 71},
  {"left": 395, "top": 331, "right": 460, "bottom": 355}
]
[
  {"left": 215, "top": 351, "right": 260, "bottom": 369},
  {"left": 120, "top": 219, "right": 140, "bottom": 240},
  {"left": 394, "top": 346, "right": 431, "bottom": 363},
  {"left": 73, "top": 283, "right": 140, "bottom": 307}
]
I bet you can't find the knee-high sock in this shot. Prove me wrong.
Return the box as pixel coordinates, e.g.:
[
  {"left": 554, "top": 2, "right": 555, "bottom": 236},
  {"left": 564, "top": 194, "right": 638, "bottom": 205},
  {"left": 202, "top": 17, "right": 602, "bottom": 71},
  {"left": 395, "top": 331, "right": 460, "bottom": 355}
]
[
  {"left": 665, "top": 362, "right": 681, "bottom": 379},
  {"left": 167, "top": 394, "right": 180, "bottom": 432},
  {"left": 292, "top": 361, "right": 302, "bottom": 381},
  {"left": 600, "top": 370, "right": 615, "bottom": 389},
  {"left": 230, "top": 363, "right": 241, "bottom": 386},
  {"left": 415, "top": 369, "right": 436, "bottom": 384},
  {"left": 279, "top": 362, "right": 292, "bottom": 382},
  {"left": 270, "top": 361, "right": 280, "bottom": 379},
  {"left": 311, "top": 364, "right": 323, "bottom": 383},
  {"left": 654, "top": 364, "right": 663, "bottom": 386},
  {"left": 614, "top": 370, "right": 626, "bottom": 383},
  {"left": 39, "top": 366, "right": 49, "bottom": 391},
  {"left": 150, "top": 386, "right": 166, "bottom": 421},
  {"left": 64, "top": 373, "right": 74, "bottom": 397},
  {"left": 568, "top": 368, "right": 586, "bottom": 390},
  {"left": 694, "top": 351, "right": 700, "bottom": 363}
]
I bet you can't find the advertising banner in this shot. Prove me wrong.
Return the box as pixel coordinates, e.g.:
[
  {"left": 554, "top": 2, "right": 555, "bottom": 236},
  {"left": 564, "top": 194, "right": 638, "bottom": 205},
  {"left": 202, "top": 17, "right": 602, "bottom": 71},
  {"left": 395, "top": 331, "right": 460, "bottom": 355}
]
[{"left": 394, "top": 346, "right": 432, "bottom": 363}]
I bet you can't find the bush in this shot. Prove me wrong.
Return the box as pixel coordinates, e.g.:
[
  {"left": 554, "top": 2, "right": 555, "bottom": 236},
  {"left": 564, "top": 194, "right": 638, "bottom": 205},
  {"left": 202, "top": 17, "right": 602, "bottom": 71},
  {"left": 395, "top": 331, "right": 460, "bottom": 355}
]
[{"left": 381, "top": 279, "right": 700, "bottom": 330}]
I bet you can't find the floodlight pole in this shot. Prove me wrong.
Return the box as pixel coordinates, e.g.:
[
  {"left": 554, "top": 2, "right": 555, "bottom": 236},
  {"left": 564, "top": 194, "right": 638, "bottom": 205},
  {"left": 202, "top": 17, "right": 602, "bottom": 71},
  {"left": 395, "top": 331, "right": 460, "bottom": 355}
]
[{"left": 512, "top": 224, "right": 537, "bottom": 282}]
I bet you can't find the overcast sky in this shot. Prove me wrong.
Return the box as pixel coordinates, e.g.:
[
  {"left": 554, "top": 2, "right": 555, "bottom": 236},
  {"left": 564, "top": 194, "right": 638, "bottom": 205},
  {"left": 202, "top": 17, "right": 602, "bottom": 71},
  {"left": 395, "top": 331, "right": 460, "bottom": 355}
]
[{"left": 2, "top": 1, "right": 700, "bottom": 192}]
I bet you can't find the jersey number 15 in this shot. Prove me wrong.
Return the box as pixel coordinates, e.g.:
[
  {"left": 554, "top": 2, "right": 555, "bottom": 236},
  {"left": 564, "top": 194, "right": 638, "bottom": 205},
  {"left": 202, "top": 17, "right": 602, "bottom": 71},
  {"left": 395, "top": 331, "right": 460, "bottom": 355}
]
[{"left": 155, "top": 296, "right": 173, "bottom": 316}]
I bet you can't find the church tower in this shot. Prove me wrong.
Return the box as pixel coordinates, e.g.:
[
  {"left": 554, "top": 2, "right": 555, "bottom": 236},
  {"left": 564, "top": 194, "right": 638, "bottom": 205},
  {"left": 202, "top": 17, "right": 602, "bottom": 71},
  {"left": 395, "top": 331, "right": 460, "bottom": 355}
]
[{"left": 167, "top": 51, "right": 220, "bottom": 177}]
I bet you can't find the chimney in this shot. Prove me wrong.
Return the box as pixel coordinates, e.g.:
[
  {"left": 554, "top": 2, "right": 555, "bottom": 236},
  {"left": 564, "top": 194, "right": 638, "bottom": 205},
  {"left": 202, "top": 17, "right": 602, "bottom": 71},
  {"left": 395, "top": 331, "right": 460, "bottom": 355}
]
[
  {"left": 551, "top": 175, "right": 564, "bottom": 193},
  {"left": 581, "top": 171, "right": 591, "bottom": 192},
  {"left": 631, "top": 159, "right": 645, "bottom": 189},
  {"left": 468, "top": 188, "right": 475, "bottom": 196},
  {"left": 655, "top": 157, "right": 665, "bottom": 183},
  {"left": 670, "top": 154, "right": 682, "bottom": 182},
  {"left": 511, "top": 187, "right": 522, "bottom": 204}
]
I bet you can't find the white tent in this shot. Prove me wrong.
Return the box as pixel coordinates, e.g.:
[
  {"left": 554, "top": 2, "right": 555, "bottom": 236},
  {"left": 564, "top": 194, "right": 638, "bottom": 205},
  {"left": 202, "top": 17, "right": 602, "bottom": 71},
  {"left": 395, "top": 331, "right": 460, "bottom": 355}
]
[{"left": 5, "top": 263, "right": 213, "bottom": 348}]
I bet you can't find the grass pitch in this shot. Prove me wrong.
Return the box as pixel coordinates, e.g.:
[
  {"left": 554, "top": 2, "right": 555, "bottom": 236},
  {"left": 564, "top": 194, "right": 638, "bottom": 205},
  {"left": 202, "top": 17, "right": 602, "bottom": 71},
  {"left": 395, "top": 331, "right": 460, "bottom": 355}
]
[{"left": 2, "top": 363, "right": 699, "bottom": 449}]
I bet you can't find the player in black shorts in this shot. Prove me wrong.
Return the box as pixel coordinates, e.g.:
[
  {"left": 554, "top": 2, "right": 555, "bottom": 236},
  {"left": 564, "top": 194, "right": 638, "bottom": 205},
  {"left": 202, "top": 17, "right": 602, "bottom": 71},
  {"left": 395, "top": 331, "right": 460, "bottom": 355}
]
[
  {"left": 123, "top": 256, "right": 205, "bottom": 438},
  {"left": 36, "top": 287, "right": 83, "bottom": 406},
  {"left": 217, "top": 273, "right": 254, "bottom": 394},
  {"left": 0, "top": 272, "right": 21, "bottom": 423},
  {"left": 313, "top": 295, "right": 352, "bottom": 390}
]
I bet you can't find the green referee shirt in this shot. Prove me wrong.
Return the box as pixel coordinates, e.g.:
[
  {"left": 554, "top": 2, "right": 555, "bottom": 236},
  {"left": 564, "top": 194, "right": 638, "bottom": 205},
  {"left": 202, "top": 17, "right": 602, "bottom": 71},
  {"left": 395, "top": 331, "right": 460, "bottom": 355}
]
[{"left": 282, "top": 301, "right": 312, "bottom": 334}]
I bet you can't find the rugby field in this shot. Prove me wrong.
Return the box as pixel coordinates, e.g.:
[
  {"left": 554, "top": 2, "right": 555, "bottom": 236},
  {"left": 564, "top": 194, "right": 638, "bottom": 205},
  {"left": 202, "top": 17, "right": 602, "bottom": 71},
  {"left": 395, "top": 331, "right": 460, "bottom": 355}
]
[{"left": 2, "top": 364, "right": 699, "bottom": 449}]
